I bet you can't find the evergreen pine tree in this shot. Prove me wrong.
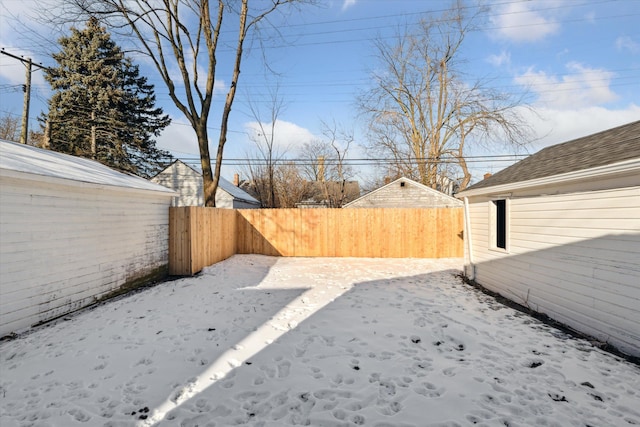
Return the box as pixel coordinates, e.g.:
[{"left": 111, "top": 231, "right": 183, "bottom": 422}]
[{"left": 43, "top": 17, "right": 171, "bottom": 177}]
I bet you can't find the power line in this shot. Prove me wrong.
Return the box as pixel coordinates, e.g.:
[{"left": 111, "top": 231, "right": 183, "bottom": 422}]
[
  {"left": 209, "top": 4, "right": 638, "bottom": 53},
  {"left": 175, "top": 154, "right": 529, "bottom": 168},
  {"left": 1, "top": 2, "right": 637, "bottom": 138},
  {"left": 0, "top": 49, "right": 50, "bottom": 144}
]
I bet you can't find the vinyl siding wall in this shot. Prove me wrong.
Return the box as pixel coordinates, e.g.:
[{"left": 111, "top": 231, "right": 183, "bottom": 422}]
[
  {"left": 347, "top": 180, "right": 461, "bottom": 208},
  {"left": 151, "top": 162, "right": 257, "bottom": 209},
  {"left": 152, "top": 162, "right": 204, "bottom": 207},
  {"left": 0, "top": 174, "right": 172, "bottom": 336},
  {"left": 465, "top": 178, "right": 640, "bottom": 356}
]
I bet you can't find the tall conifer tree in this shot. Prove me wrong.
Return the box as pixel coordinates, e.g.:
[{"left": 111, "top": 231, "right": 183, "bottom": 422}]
[{"left": 43, "top": 17, "right": 171, "bottom": 177}]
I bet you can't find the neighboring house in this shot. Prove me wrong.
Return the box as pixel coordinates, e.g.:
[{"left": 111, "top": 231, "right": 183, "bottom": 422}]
[
  {"left": 0, "top": 139, "right": 175, "bottom": 337},
  {"left": 434, "top": 174, "right": 458, "bottom": 196},
  {"left": 344, "top": 177, "right": 462, "bottom": 208},
  {"left": 151, "top": 160, "right": 261, "bottom": 208},
  {"left": 456, "top": 121, "right": 640, "bottom": 356},
  {"left": 295, "top": 180, "right": 361, "bottom": 208}
]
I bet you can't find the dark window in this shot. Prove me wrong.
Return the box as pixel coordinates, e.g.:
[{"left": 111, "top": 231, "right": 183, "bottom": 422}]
[{"left": 494, "top": 199, "right": 506, "bottom": 249}]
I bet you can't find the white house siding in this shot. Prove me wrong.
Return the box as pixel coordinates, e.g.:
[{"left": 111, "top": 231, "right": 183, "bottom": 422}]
[
  {"left": 151, "top": 161, "right": 260, "bottom": 208},
  {"left": 152, "top": 161, "right": 204, "bottom": 207},
  {"left": 0, "top": 174, "right": 171, "bottom": 337},
  {"left": 466, "top": 179, "right": 640, "bottom": 356}
]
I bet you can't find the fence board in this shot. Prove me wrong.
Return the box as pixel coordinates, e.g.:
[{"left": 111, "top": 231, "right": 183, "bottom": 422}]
[
  {"left": 170, "top": 207, "right": 463, "bottom": 275},
  {"left": 240, "top": 208, "right": 464, "bottom": 259},
  {"left": 169, "top": 207, "right": 236, "bottom": 275},
  {"left": 168, "top": 207, "right": 189, "bottom": 276}
]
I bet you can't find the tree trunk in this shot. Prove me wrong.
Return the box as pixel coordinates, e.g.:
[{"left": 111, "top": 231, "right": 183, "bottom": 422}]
[
  {"left": 196, "top": 123, "right": 216, "bottom": 207},
  {"left": 42, "top": 119, "right": 51, "bottom": 149},
  {"left": 91, "top": 110, "right": 96, "bottom": 159},
  {"left": 210, "top": 0, "right": 248, "bottom": 208}
]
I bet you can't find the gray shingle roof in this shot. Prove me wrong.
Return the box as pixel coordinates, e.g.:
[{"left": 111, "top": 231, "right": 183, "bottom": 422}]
[{"left": 464, "top": 120, "right": 640, "bottom": 192}]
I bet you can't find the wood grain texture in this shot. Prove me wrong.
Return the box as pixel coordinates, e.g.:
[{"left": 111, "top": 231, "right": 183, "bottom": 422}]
[{"left": 170, "top": 207, "right": 464, "bottom": 275}]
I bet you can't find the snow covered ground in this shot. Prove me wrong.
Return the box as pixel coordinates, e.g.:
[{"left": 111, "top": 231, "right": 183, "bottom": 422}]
[{"left": 1, "top": 255, "right": 639, "bottom": 427}]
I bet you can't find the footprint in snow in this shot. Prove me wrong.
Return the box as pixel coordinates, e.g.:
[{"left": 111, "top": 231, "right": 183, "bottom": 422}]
[
  {"left": 351, "top": 414, "right": 366, "bottom": 425},
  {"left": 68, "top": 407, "right": 91, "bottom": 422},
  {"left": 377, "top": 400, "right": 402, "bottom": 416},
  {"left": 522, "top": 358, "right": 544, "bottom": 369},
  {"left": 260, "top": 364, "right": 276, "bottom": 379},
  {"left": 442, "top": 367, "right": 456, "bottom": 377},
  {"left": 414, "top": 382, "right": 442, "bottom": 398},
  {"left": 221, "top": 379, "right": 235, "bottom": 389},
  {"left": 235, "top": 390, "right": 270, "bottom": 402},
  {"left": 313, "top": 389, "right": 352, "bottom": 400},
  {"left": 378, "top": 381, "right": 397, "bottom": 398},
  {"left": 277, "top": 360, "right": 291, "bottom": 378},
  {"left": 413, "top": 317, "right": 427, "bottom": 327}
]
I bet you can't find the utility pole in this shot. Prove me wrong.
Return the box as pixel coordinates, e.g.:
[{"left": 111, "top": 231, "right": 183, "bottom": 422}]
[
  {"left": 20, "top": 58, "right": 32, "bottom": 144},
  {"left": 1, "top": 49, "right": 48, "bottom": 144}
]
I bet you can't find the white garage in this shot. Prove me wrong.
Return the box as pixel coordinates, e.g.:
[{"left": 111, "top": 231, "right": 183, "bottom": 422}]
[{"left": 0, "top": 140, "right": 175, "bottom": 337}]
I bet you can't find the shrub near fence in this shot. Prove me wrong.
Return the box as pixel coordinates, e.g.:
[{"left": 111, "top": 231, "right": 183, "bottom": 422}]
[{"left": 169, "top": 207, "right": 463, "bottom": 275}]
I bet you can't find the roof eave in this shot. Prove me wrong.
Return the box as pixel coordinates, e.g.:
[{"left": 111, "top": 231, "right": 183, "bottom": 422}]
[
  {"left": 1, "top": 167, "right": 177, "bottom": 196},
  {"left": 456, "top": 157, "right": 640, "bottom": 198}
]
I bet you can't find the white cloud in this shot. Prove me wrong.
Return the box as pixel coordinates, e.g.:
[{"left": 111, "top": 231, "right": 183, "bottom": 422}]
[
  {"left": 615, "top": 36, "right": 640, "bottom": 54},
  {"left": 0, "top": 48, "right": 36, "bottom": 85},
  {"left": 468, "top": 104, "right": 640, "bottom": 179},
  {"left": 0, "top": 0, "right": 34, "bottom": 40},
  {"left": 489, "top": 1, "right": 560, "bottom": 42},
  {"left": 486, "top": 50, "right": 511, "bottom": 67},
  {"left": 342, "top": 0, "right": 357, "bottom": 11},
  {"left": 518, "top": 104, "right": 640, "bottom": 151},
  {"left": 0, "top": 1, "right": 54, "bottom": 87},
  {"left": 244, "top": 119, "right": 317, "bottom": 154},
  {"left": 515, "top": 62, "right": 617, "bottom": 110},
  {"left": 156, "top": 118, "right": 200, "bottom": 157}
]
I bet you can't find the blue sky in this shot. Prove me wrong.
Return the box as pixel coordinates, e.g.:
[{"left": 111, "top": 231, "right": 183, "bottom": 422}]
[{"left": 1, "top": 0, "right": 639, "bottom": 184}]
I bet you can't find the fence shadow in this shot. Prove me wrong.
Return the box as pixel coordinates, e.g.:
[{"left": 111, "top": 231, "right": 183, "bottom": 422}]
[
  {"left": 141, "top": 262, "right": 637, "bottom": 426},
  {"left": 141, "top": 264, "right": 464, "bottom": 425}
]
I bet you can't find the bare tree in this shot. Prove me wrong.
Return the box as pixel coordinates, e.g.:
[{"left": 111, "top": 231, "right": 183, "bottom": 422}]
[
  {"left": 62, "top": 0, "right": 314, "bottom": 206},
  {"left": 298, "top": 138, "right": 333, "bottom": 182},
  {"left": 1, "top": 112, "right": 47, "bottom": 147},
  {"left": 319, "top": 121, "right": 355, "bottom": 207},
  {"left": 359, "top": 2, "right": 530, "bottom": 190},
  {"left": 298, "top": 120, "right": 357, "bottom": 207},
  {"left": 0, "top": 113, "right": 21, "bottom": 142},
  {"left": 244, "top": 85, "right": 287, "bottom": 208},
  {"left": 274, "top": 162, "right": 309, "bottom": 208}
]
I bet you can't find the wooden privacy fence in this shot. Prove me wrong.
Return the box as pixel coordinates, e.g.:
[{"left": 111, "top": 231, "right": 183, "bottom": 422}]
[{"left": 169, "top": 207, "right": 463, "bottom": 275}]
